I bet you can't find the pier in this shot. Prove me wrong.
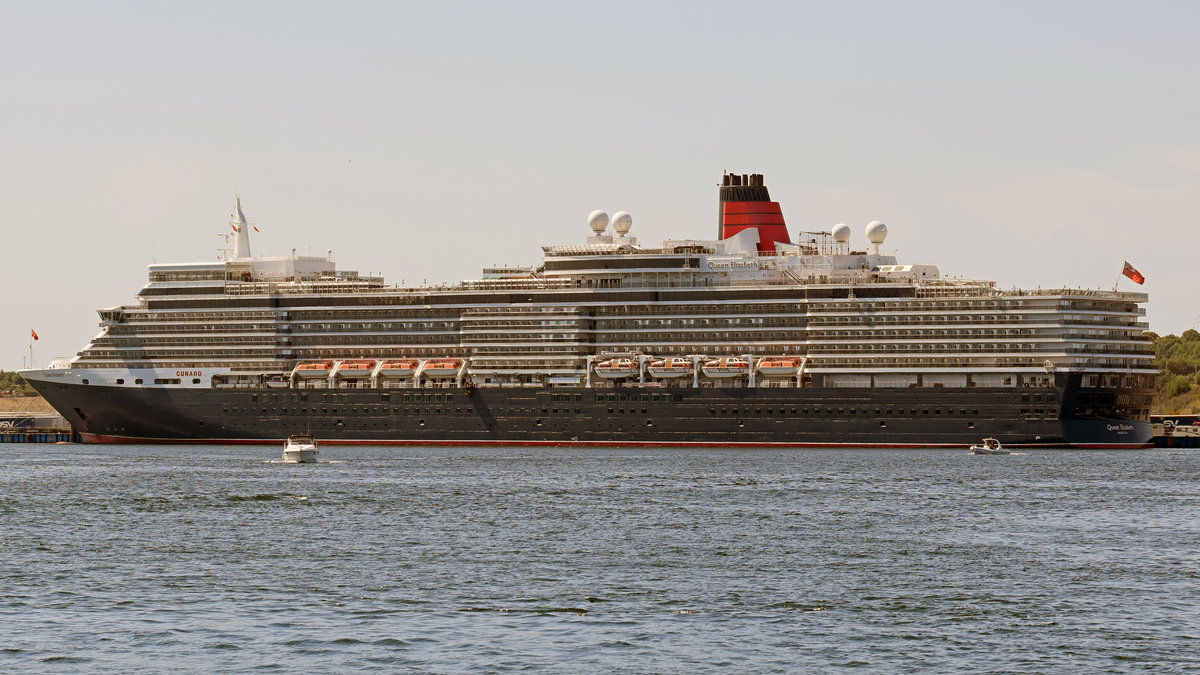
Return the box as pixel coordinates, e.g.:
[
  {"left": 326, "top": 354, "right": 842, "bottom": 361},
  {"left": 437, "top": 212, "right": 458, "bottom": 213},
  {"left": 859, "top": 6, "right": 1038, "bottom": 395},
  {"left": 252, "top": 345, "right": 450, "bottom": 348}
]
[{"left": 0, "top": 428, "right": 74, "bottom": 443}]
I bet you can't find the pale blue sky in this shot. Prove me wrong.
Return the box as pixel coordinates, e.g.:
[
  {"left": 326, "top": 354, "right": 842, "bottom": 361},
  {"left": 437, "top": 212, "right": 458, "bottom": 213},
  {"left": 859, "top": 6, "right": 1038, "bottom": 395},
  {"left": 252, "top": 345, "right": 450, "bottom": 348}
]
[{"left": 3, "top": 1, "right": 1198, "bottom": 369}]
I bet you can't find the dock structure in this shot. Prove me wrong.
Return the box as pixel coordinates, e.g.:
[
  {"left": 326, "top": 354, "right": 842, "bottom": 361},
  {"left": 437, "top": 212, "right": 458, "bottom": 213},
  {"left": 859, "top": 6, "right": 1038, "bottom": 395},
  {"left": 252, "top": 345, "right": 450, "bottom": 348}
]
[
  {"left": 0, "top": 410, "right": 74, "bottom": 443},
  {"left": 0, "top": 428, "right": 75, "bottom": 443},
  {"left": 1152, "top": 415, "right": 1200, "bottom": 448}
]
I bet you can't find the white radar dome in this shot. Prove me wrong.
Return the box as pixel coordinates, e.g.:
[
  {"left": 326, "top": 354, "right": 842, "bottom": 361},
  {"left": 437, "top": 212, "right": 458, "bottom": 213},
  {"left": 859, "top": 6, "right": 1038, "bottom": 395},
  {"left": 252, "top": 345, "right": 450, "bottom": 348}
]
[
  {"left": 588, "top": 210, "right": 610, "bottom": 233},
  {"left": 865, "top": 220, "right": 887, "bottom": 245},
  {"left": 831, "top": 223, "right": 851, "bottom": 243},
  {"left": 612, "top": 211, "right": 633, "bottom": 235}
]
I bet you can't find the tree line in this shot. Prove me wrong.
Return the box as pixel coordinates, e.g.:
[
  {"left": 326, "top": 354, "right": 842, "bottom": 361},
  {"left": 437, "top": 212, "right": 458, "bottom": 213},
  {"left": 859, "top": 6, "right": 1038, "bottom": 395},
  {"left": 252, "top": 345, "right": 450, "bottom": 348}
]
[
  {"left": 1149, "top": 329, "right": 1200, "bottom": 412},
  {"left": 0, "top": 371, "right": 35, "bottom": 394}
]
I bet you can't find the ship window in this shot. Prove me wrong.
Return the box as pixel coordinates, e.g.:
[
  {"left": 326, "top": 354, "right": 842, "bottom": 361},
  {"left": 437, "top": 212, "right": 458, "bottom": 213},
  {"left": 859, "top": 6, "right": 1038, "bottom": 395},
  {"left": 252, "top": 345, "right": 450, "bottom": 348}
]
[
  {"left": 135, "top": 379, "right": 143, "bottom": 385},
  {"left": 192, "top": 378, "right": 200, "bottom": 384},
  {"left": 968, "top": 421, "right": 975, "bottom": 429},
  {"left": 116, "top": 379, "right": 125, "bottom": 385},
  {"left": 879, "top": 421, "right": 886, "bottom": 428}
]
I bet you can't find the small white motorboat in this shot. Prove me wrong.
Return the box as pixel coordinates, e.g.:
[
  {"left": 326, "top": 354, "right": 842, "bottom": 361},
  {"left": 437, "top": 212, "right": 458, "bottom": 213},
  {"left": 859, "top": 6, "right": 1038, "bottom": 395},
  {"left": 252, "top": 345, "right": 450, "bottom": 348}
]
[
  {"left": 970, "top": 438, "right": 1009, "bottom": 455},
  {"left": 282, "top": 433, "right": 319, "bottom": 463}
]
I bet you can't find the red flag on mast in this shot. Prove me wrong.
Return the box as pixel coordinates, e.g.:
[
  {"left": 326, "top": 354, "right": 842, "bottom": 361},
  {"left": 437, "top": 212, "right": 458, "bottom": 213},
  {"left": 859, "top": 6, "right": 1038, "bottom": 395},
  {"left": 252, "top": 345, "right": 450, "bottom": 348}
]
[
  {"left": 1121, "top": 261, "right": 1145, "bottom": 285},
  {"left": 31, "top": 328, "right": 39, "bottom": 341}
]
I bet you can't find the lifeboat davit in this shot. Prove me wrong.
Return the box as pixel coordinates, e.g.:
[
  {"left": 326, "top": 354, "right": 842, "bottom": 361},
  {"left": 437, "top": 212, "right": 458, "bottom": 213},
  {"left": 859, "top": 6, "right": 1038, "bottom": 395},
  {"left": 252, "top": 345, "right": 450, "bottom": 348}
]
[
  {"left": 647, "top": 357, "right": 693, "bottom": 379},
  {"left": 422, "top": 358, "right": 463, "bottom": 379},
  {"left": 335, "top": 359, "right": 376, "bottom": 377},
  {"left": 294, "top": 360, "right": 334, "bottom": 378},
  {"left": 595, "top": 358, "right": 639, "bottom": 379},
  {"left": 756, "top": 357, "right": 802, "bottom": 378},
  {"left": 701, "top": 357, "right": 749, "bottom": 378},
  {"left": 378, "top": 359, "right": 420, "bottom": 378}
]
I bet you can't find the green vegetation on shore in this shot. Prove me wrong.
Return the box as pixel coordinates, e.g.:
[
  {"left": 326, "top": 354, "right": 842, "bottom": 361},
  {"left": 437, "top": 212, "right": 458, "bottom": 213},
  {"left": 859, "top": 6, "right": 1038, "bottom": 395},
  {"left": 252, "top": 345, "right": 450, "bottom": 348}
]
[
  {"left": 1, "top": 371, "right": 35, "bottom": 394},
  {"left": 1150, "top": 329, "right": 1200, "bottom": 414}
]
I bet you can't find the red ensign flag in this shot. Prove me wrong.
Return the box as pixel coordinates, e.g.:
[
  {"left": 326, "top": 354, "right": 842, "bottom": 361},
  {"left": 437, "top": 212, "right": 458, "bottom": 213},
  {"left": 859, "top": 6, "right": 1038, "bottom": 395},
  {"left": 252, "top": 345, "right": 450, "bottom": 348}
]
[
  {"left": 1122, "top": 261, "right": 1145, "bottom": 285},
  {"left": 32, "top": 328, "right": 39, "bottom": 341}
]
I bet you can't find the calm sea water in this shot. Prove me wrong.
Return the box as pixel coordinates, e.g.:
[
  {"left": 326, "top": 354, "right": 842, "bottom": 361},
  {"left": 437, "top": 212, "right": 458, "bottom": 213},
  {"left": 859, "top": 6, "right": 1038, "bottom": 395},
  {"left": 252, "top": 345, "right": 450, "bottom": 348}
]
[{"left": 1, "top": 444, "right": 1197, "bottom": 673}]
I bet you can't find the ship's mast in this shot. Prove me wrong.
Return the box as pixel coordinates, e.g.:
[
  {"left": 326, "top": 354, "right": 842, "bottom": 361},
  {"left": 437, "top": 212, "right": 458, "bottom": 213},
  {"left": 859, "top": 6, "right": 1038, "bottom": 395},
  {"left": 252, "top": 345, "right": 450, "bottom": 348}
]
[{"left": 232, "top": 194, "right": 252, "bottom": 259}]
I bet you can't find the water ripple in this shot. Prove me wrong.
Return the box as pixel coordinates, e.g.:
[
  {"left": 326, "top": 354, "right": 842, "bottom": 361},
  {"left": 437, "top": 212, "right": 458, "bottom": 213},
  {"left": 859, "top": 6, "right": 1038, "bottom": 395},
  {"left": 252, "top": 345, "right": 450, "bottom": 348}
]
[{"left": 0, "top": 445, "right": 1197, "bottom": 671}]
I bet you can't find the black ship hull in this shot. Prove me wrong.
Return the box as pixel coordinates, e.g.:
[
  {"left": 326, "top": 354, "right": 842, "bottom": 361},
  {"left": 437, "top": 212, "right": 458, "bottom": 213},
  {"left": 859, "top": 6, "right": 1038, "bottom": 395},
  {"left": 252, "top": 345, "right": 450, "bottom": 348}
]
[{"left": 30, "top": 376, "right": 1152, "bottom": 449}]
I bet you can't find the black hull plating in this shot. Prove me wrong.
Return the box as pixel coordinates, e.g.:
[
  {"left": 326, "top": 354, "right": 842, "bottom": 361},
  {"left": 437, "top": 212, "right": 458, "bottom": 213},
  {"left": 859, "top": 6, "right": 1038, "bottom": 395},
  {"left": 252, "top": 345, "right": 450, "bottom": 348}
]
[{"left": 30, "top": 378, "right": 1152, "bottom": 448}]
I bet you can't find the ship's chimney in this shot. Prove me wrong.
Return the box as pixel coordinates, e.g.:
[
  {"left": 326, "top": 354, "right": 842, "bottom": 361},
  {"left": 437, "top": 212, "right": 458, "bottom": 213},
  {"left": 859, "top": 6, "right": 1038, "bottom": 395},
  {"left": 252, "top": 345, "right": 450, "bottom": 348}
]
[{"left": 717, "top": 172, "right": 790, "bottom": 255}]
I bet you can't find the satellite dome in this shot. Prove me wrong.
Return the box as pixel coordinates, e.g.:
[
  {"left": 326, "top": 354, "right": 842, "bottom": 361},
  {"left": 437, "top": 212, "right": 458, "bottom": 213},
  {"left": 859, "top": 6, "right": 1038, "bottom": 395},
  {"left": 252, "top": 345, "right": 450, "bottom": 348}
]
[
  {"left": 612, "top": 211, "right": 633, "bottom": 235},
  {"left": 831, "top": 223, "right": 851, "bottom": 243},
  {"left": 588, "top": 210, "right": 609, "bottom": 234},
  {"left": 866, "top": 220, "right": 887, "bottom": 245}
]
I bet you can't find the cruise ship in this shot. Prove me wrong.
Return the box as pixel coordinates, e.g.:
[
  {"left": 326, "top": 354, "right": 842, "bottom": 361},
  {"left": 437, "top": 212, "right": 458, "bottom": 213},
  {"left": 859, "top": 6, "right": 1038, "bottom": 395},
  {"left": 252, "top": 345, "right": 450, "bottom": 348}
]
[{"left": 21, "top": 173, "right": 1156, "bottom": 447}]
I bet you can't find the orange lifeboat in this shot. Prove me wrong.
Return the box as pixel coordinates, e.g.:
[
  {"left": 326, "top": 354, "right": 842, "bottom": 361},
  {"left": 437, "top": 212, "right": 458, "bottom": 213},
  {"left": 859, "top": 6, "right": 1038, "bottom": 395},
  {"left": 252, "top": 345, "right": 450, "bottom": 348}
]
[
  {"left": 647, "top": 357, "right": 693, "bottom": 379},
  {"left": 294, "top": 360, "right": 334, "bottom": 378},
  {"left": 264, "top": 374, "right": 291, "bottom": 388},
  {"left": 595, "top": 358, "right": 639, "bottom": 379},
  {"left": 701, "top": 357, "right": 749, "bottom": 378},
  {"left": 378, "top": 359, "right": 420, "bottom": 378},
  {"left": 335, "top": 359, "right": 376, "bottom": 377},
  {"left": 421, "top": 358, "right": 463, "bottom": 379},
  {"left": 756, "top": 357, "right": 802, "bottom": 378}
]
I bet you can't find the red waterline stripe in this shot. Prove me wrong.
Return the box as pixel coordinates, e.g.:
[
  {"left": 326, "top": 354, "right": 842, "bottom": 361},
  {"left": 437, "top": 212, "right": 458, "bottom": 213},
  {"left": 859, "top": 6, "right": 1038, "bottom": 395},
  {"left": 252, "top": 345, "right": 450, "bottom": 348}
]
[{"left": 74, "top": 432, "right": 1151, "bottom": 449}]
